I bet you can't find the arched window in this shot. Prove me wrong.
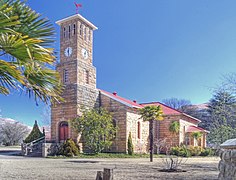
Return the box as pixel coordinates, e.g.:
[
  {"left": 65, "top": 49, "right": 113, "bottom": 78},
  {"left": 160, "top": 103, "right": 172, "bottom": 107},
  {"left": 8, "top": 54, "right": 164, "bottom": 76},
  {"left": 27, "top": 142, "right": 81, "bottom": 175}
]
[
  {"left": 88, "top": 29, "right": 91, "bottom": 41},
  {"left": 79, "top": 24, "right": 83, "bottom": 36},
  {"left": 73, "top": 24, "right": 76, "bottom": 35},
  {"left": 63, "top": 27, "right": 66, "bottom": 38},
  {"left": 84, "top": 26, "right": 87, "bottom": 41},
  {"left": 68, "top": 25, "right": 71, "bottom": 39},
  {"left": 63, "top": 69, "right": 68, "bottom": 83},
  {"left": 137, "top": 122, "right": 141, "bottom": 139},
  {"left": 112, "top": 119, "right": 117, "bottom": 139},
  {"left": 113, "top": 119, "right": 117, "bottom": 128},
  {"left": 85, "top": 70, "right": 89, "bottom": 84}
]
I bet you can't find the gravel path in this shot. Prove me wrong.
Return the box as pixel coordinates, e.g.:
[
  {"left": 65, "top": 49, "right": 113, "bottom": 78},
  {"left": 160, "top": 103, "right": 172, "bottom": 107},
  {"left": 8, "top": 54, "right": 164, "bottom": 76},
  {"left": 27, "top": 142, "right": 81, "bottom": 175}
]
[{"left": 0, "top": 154, "right": 220, "bottom": 180}]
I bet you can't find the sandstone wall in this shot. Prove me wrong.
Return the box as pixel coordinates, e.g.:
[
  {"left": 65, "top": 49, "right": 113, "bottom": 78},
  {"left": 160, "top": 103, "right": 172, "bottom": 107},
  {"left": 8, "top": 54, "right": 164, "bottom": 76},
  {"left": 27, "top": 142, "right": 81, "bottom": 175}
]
[
  {"left": 218, "top": 139, "right": 236, "bottom": 180},
  {"left": 100, "top": 93, "right": 127, "bottom": 153},
  {"left": 158, "top": 115, "right": 180, "bottom": 147},
  {"left": 218, "top": 149, "right": 236, "bottom": 179},
  {"left": 126, "top": 109, "right": 149, "bottom": 153}
]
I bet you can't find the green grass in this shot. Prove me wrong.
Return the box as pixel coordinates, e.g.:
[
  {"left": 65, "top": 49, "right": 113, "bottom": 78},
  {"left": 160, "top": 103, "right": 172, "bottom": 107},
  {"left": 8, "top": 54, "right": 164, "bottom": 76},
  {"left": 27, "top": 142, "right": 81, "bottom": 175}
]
[{"left": 48, "top": 153, "right": 164, "bottom": 159}]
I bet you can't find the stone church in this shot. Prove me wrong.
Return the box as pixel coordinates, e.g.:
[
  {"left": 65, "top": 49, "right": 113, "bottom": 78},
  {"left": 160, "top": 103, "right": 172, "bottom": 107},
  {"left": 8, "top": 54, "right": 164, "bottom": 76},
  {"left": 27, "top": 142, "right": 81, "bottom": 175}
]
[{"left": 51, "top": 14, "right": 207, "bottom": 153}]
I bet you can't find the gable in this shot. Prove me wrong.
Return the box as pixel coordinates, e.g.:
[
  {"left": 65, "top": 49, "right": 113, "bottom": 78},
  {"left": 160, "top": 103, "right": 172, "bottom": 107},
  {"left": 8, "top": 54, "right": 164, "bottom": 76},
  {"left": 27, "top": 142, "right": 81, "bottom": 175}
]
[{"left": 99, "top": 89, "right": 143, "bottom": 108}]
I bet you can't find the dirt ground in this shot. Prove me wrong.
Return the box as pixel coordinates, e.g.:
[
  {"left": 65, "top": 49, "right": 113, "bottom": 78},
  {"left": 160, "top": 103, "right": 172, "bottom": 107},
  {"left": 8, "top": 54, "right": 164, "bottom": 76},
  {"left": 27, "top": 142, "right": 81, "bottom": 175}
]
[{"left": 0, "top": 147, "right": 220, "bottom": 180}]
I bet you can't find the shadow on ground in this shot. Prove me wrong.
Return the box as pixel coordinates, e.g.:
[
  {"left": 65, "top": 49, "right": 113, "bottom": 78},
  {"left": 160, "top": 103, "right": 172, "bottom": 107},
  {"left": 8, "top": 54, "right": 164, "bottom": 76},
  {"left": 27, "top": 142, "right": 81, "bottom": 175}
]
[
  {"left": 0, "top": 150, "right": 21, "bottom": 156},
  {"left": 67, "top": 160, "right": 99, "bottom": 164}
]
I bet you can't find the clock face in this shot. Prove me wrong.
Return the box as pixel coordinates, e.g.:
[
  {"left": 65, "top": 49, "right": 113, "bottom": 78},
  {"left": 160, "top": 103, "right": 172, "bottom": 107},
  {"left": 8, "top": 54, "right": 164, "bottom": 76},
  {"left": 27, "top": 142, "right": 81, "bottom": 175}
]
[
  {"left": 81, "top": 48, "right": 89, "bottom": 59},
  {"left": 64, "top": 47, "right": 72, "bottom": 57}
]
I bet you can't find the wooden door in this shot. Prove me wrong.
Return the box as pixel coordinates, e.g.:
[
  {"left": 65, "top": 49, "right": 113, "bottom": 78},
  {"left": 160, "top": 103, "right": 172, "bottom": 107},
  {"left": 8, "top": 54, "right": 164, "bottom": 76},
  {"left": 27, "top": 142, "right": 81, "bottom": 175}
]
[{"left": 59, "top": 122, "right": 68, "bottom": 141}]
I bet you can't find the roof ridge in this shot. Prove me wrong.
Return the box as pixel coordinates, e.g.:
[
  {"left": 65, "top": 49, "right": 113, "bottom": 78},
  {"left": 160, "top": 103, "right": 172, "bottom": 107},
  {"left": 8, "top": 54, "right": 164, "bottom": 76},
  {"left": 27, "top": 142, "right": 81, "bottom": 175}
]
[
  {"left": 140, "top": 101, "right": 183, "bottom": 114},
  {"left": 99, "top": 89, "right": 143, "bottom": 108}
]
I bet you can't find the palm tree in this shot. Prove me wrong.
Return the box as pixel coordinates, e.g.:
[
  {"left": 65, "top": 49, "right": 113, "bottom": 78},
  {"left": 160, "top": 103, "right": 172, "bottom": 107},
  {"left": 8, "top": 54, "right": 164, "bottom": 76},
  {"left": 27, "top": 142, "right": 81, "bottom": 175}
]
[
  {"left": 0, "top": 0, "right": 62, "bottom": 103},
  {"left": 169, "top": 121, "right": 180, "bottom": 142},
  {"left": 139, "top": 105, "right": 163, "bottom": 162},
  {"left": 191, "top": 132, "right": 202, "bottom": 146}
]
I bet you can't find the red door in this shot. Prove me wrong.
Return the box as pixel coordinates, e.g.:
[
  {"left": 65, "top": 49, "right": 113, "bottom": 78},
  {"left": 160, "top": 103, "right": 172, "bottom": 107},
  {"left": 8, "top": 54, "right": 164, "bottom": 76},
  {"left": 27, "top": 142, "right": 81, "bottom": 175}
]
[{"left": 59, "top": 122, "right": 68, "bottom": 141}]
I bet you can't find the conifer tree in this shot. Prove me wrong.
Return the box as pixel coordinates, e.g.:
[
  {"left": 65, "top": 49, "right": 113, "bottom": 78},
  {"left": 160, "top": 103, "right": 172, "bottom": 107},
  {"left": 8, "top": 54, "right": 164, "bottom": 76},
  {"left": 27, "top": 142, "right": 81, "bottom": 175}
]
[
  {"left": 24, "top": 120, "right": 44, "bottom": 143},
  {"left": 127, "top": 132, "right": 134, "bottom": 155}
]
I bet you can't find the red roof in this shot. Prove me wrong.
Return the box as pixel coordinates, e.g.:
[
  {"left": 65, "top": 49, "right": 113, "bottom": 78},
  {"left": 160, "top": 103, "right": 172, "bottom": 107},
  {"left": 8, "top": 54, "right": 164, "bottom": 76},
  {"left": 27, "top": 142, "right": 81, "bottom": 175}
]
[
  {"left": 186, "top": 126, "right": 208, "bottom": 133},
  {"left": 141, "top": 102, "right": 201, "bottom": 123},
  {"left": 141, "top": 102, "right": 182, "bottom": 115},
  {"left": 99, "top": 90, "right": 201, "bottom": 123},
  {"left": 99, "top": 89, "right": 143, "bottom": 108}
]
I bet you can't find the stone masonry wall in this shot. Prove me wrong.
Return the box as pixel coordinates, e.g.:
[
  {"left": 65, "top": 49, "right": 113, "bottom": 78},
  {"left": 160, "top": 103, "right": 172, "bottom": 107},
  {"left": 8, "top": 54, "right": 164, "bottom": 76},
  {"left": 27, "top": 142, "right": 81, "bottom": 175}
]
[
  {"left": 126, "top": 109, "right": 149, "bottom": 153},
  {"left": 51, "top": 16, "right": 97, "bottom": 143},
  {"left": 218, "top": 148, "right": 236, "bottom": 179},
  {"left": 51, "top": 84, "right": 78, "bottom": 142},
  {"left": 100, "top": 93, "right": 127, "bottom": 153},
  {"left": 158, "top": 115, "right": 181, "bottom": 147}
]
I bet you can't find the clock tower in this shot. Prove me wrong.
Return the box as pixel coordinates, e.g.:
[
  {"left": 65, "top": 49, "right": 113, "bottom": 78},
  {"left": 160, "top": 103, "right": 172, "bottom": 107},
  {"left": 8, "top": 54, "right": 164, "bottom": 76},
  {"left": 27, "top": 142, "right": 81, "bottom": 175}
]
[{"left": 51, "top": 14, "right": 99, "bottom": 142}]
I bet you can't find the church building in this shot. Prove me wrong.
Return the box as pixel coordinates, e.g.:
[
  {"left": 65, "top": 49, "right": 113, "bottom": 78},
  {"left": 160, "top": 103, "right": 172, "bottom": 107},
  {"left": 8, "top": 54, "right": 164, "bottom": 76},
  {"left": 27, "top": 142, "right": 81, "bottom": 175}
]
[{"left": 51, "top": 14, "right": 207, "bottom": 153}]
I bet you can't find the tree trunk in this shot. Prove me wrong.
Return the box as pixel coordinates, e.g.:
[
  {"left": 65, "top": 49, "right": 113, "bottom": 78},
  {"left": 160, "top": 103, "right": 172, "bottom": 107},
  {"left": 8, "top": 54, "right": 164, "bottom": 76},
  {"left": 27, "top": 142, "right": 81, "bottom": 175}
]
[{"left": 149, "top": 120, "right": 154, "bottom": 162}]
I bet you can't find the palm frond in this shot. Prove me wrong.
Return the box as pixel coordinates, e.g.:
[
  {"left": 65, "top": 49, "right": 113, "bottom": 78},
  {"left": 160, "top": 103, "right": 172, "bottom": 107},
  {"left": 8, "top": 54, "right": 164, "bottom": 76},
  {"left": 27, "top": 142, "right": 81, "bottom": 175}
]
[
  {"left": 0, "top": 0, "right": 63, "bottom": 103},
  {"left": 0, "top": 59, "right": 23, "bottom": 93}
]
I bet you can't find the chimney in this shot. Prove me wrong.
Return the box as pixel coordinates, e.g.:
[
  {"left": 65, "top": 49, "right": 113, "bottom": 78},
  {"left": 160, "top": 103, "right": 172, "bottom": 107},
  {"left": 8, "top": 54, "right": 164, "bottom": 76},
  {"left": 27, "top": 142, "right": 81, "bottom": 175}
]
[
  {"left": 113, "top": 92, "right": 117, "bottom": 96},
  {"left": 133, "top": 100, "right": 137, "bottom": 103}
]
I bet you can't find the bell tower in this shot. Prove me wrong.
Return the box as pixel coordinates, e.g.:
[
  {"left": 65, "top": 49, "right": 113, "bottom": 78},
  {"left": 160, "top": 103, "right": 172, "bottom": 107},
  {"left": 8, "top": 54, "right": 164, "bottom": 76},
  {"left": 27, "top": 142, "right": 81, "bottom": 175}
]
[{"left": 51, "top": 14, "right": 99, "bottom": 142}]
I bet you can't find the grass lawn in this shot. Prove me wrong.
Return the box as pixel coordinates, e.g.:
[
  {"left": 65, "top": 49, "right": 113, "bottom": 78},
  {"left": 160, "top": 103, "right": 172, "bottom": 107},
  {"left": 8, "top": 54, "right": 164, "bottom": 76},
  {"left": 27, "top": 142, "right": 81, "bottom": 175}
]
[{"left": 48, "top": 153, "right": 164, "bottom": 159}]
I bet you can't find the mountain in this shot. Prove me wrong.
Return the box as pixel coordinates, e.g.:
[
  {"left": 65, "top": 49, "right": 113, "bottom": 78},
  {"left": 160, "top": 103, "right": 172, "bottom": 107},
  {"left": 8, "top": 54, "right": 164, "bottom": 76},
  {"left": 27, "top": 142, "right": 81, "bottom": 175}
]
[{"left": 0, "top": 117, "right": 17, "bottom": 124}]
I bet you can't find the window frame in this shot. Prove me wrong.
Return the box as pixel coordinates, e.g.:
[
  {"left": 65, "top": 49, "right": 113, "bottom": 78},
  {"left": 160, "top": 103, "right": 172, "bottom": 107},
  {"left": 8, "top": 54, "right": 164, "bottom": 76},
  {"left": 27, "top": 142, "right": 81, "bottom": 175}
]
[{"left": 63, "top": 69, "right": 69, "bottom": 83}]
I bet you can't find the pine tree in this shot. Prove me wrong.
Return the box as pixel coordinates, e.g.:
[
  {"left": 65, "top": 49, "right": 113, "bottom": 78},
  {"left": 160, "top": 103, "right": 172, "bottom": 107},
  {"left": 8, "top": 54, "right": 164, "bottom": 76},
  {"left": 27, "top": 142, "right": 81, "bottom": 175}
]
[{"left": 24, "top": 120, "right": 44, "bottom": 143}]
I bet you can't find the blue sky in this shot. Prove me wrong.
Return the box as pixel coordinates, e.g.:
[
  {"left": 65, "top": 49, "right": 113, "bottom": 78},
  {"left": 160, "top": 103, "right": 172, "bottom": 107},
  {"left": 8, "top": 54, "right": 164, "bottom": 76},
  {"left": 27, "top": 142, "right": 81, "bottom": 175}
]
[{"left": 1, "top": 0, "right": 236, "bottom": 126}]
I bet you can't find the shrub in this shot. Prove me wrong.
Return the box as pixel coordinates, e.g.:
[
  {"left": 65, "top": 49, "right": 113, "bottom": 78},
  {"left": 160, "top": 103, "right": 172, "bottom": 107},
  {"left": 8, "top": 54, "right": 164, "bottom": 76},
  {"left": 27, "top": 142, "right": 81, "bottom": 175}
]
[
  {"left": 24, "top": 120, "right": 44, "bottom": 143},
  {"left": 71, "top": 108, "right": 116, "bottom": 154},
  {"left": 171, "top": 145, "right": 214, "bottom": 157},
  {"left": 170, "top": 146, "right": 179, "bottom": 156},
  {"left": 200, "top": 148, "right": 213, "bottom": 156},
  {"left": 178, "top": 145, "right": 191, "bottom": 157},
  {"left": 170, "top": 145, "right": 191, "bottom": 157},
  {"left": 57, "top": 139, "right": 80, "bottom": 157},
  {"left": 127, "top": 132, "right": 134, "bottom": 155},
  {"left": 188, "top": 146, "right": 202, "bottom": 156}
]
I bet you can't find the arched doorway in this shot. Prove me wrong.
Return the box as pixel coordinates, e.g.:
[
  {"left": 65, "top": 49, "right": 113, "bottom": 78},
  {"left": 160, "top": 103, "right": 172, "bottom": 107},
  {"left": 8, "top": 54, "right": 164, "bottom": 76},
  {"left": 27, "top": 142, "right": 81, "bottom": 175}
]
[{"left": 59, "top": 121, "right": 69, "bottom": 142}]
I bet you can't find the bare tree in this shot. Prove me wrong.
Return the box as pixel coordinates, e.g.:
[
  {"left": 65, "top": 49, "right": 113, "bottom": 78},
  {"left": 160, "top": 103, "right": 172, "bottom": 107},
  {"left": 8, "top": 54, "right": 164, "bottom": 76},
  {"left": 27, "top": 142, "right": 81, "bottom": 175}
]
[
  {"left": 162, "top": 98, "right": 192, "bottom": 111},
  {"left": 158, "top": 138, "right": 187, "bottom": 172},
  {"left": 0, "top": 121, "right": 29, "bottom": 146},
  {"left": 41, "top": 105, "right": 51, "bottom": 125}
]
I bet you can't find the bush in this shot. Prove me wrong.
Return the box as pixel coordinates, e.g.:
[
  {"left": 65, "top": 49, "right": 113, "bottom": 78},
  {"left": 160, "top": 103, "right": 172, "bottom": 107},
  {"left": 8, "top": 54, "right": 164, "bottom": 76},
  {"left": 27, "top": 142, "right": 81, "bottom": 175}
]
[
  {"left": 179, "top": 146, "right": 191, "bottom": 157},
  {"left": 188, "top": 146, "right": 202, "bottom": 156},
  {"left": 170, "top": 145, "right": 191, "bottom": 157},
  {"left": 200, "top": 148, "right": 213, "bottom": 156},
  {"left": 57, "top": 139, "right": 80, "bottom": 157},
  {"left": 127, "top": 132, "right": 134, "bottom": 155},
  {"left": 24, "top": 120, "right": 44, "bottom": 143},
  {"left": 171, "top": 145, "right": 213, "bottom": 157},
  {"left": 71, "top": 108, "right": 116, "bottom": 154},
  {"left": 170, "top": 146, "right": 179, "bottom": 156}
]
